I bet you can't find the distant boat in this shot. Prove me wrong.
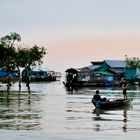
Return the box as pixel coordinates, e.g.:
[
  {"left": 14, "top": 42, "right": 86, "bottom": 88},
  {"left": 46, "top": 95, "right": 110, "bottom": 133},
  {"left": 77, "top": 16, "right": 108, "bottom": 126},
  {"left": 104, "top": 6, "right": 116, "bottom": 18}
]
[
  {"left": 22, "top": 68, "right": 60, "bottom": 82},
  {"left": 92, "top": 98, "right": 131, "bottom": 110}
]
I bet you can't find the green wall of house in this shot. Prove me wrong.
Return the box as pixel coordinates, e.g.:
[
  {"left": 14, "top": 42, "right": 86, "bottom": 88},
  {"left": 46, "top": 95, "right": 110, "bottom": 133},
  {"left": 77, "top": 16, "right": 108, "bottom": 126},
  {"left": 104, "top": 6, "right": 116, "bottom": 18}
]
[{"left": 125, "top": 68, "right": 136, "bottom": 80}]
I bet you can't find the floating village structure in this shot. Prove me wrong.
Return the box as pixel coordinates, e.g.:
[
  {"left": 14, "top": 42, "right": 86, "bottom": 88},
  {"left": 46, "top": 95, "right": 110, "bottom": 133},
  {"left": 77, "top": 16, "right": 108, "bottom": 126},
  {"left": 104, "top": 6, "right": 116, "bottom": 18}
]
[
  {"left": 0, "top": 67, "right": 61, "bottom": 84},
  {"left": 64, "top": 60, "right": 140, "bottom": 88}
]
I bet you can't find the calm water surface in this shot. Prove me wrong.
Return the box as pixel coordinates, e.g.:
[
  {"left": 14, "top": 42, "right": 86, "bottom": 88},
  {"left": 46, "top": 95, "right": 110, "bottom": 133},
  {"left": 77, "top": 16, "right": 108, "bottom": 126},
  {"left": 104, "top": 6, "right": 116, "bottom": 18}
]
[{"left": 0, "top": 81, "right": 140, "bottom": 140}]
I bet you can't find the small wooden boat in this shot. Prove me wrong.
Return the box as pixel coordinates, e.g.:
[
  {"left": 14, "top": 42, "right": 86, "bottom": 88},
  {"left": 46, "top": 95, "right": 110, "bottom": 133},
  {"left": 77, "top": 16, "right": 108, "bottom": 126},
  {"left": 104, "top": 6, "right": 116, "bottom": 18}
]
[{"left": 92, "top": 98, "right": 131, "bottom": 110}]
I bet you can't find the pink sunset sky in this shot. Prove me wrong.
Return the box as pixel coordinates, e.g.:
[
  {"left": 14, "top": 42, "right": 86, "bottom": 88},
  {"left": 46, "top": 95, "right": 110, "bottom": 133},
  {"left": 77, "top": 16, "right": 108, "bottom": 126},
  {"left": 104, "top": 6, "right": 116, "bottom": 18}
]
[
  {"left": 0, "top": 0, "right": 140, "bottom": 72},
  {"left": 45, "top": 35, "right": 140, "bottom": 70}
]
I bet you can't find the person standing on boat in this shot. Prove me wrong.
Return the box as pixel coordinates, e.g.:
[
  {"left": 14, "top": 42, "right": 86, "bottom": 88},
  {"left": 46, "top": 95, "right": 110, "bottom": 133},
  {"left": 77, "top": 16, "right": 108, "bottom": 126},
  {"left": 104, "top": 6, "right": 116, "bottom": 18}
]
[
  {"left": 92, "top": 90, "right": 101, "bottom": 108},
  {"left": 122, "top": 79, "right": 128, "bottom": 99}
]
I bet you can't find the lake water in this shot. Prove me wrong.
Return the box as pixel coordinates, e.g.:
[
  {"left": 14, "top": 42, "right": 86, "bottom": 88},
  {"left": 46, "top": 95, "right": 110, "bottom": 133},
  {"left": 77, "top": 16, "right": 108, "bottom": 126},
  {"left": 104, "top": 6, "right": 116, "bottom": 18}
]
[{"left": 0, "top": 81, "right": 140, "bottom": 140}]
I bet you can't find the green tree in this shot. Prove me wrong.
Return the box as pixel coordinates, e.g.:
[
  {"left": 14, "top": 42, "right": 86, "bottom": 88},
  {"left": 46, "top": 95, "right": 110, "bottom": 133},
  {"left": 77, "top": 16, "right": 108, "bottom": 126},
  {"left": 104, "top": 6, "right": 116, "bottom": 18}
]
[
  {"left": 16, "top": 45, "right": 46, "bottom": 68},
  {"left": 1, "top": 32, "right": 21, "bottom": 47},
  {"left": 0, "top": 32, "right": 21, "bottom": 71},
  {"left": 125, "top": 55, "right": 140, "bottom": 68},
  {"left": 16, "top": 45, "right": 46, "bottom": 87},
  {"left": 0, "top": 33, "right": 26, "bottom": 88},
  {"left": 0, "top": 32, "right": 47, "bottom": 88},
  {"left": 0, "top": 44, "right": 6, "bottom": 67},
  {"left": 0, "top": 32, "right": 21, "bottom": 87}
]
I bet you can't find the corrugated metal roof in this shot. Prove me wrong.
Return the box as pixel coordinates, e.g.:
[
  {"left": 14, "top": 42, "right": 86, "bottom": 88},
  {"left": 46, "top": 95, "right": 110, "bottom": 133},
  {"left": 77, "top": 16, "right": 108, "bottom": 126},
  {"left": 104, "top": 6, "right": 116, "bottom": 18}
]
[
  {"left": 104, "top": 60, "right": 126, "bottom": 68},
  {"left": 88, "top": 65, "right": 102, "bottom": 70},
  {"left": 77, "top": 67, "right": 90, "bottom": 72}
]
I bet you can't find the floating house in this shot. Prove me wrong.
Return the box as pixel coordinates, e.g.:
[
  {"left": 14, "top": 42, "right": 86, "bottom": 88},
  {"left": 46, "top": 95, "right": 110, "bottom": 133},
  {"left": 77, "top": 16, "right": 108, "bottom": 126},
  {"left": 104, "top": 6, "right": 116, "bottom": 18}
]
[
  {"left": 64, "top": 60, "right": 128, "bottom": 87},
  {"left": 90, "top": 60, "right": 126, "bottom": 85},
  {"left": 125, "top": 68, "right": 140, "bottom": 84},
  {"left": 22, "top": 67, "right": 60, "bottom": 82}
]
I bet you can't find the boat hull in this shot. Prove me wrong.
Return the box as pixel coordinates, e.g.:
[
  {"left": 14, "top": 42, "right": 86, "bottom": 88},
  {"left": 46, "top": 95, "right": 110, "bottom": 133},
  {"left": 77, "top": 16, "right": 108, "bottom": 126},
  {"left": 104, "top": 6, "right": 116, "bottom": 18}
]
[
  {"left": 64, "top": 81, "right": 105, "bottom": 88},
  {"left": 93, "top": 98, "right": 131, "bottom": 110}
]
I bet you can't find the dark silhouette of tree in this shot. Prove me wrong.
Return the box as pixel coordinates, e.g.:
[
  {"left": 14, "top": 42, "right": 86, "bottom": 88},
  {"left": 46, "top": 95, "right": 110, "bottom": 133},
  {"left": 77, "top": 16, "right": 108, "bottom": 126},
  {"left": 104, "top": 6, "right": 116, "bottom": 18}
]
[
  {"left": 17, "top": 45, "right": 46, "bottom": 87},
  {"left": 0, "top": 32, "right": 21, "bottom": 87},
  {"left": 0, "top": 32, "right": 47, "bottom": 88}
]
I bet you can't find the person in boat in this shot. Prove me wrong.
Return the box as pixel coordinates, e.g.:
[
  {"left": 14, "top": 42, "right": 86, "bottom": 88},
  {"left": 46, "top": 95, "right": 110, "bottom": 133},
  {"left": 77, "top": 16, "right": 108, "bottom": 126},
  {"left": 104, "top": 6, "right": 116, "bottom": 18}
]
[
  {"left": 92, "top": 90, "right": 101, "bottom": 108},
  {"left": 122, "top": 79, "right": 128, "bottom": 99}
]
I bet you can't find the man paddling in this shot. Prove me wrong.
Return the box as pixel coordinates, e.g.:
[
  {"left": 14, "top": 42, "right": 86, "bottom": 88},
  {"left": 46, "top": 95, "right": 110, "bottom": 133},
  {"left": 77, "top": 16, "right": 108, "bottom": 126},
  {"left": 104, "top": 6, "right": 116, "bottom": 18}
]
[
  {"left": 92, "top": 90, "right": 101, "bottom": 108},
  {"left": 122, "top": 79, "right": 128, "bottom": 99}
]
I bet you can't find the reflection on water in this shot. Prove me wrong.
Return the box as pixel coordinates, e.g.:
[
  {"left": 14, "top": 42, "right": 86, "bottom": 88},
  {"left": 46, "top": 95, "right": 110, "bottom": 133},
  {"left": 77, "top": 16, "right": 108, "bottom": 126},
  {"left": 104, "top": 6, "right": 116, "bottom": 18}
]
[
  {"left": 0, "top": 82, "right": 140, "bottom": 139},
  {"left": 92, "top": 106, "right": 130, "bottom": 132},
  {"left": 122, "top": 108, "right": 128, "bottom": 132},
  {"left": 0, "top": 84, "right": 42, "bottom": 130}
]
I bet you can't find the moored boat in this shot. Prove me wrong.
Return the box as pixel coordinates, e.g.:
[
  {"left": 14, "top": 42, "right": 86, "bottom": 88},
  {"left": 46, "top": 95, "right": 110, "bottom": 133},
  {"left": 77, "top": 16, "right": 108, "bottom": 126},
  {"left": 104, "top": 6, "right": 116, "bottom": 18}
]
[{"left": 92, "top": 98, "right": 131, "bottom": 110}]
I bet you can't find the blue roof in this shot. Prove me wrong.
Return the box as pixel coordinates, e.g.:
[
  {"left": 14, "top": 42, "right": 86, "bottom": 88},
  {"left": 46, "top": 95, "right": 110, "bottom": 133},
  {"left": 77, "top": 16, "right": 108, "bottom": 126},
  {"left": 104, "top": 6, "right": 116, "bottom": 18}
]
[
  {"left": 104, "top": 60, "right": 126, "bottom": 68},
  {"left": 0, "top": 71, "right": 7, "bottom": 76},
  {"left": 88, "top": 65, "right": 102, "bottom": 70},
  {"left": 0, "top": 70, "right": 17, "bottom": 77}
]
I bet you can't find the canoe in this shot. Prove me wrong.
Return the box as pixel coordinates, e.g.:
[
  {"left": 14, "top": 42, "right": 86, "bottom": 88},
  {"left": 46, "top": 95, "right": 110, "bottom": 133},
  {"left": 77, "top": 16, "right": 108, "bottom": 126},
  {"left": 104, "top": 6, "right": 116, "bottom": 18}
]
[{"left": 92, "top": 98, "right": 131, "bottom": 110}]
